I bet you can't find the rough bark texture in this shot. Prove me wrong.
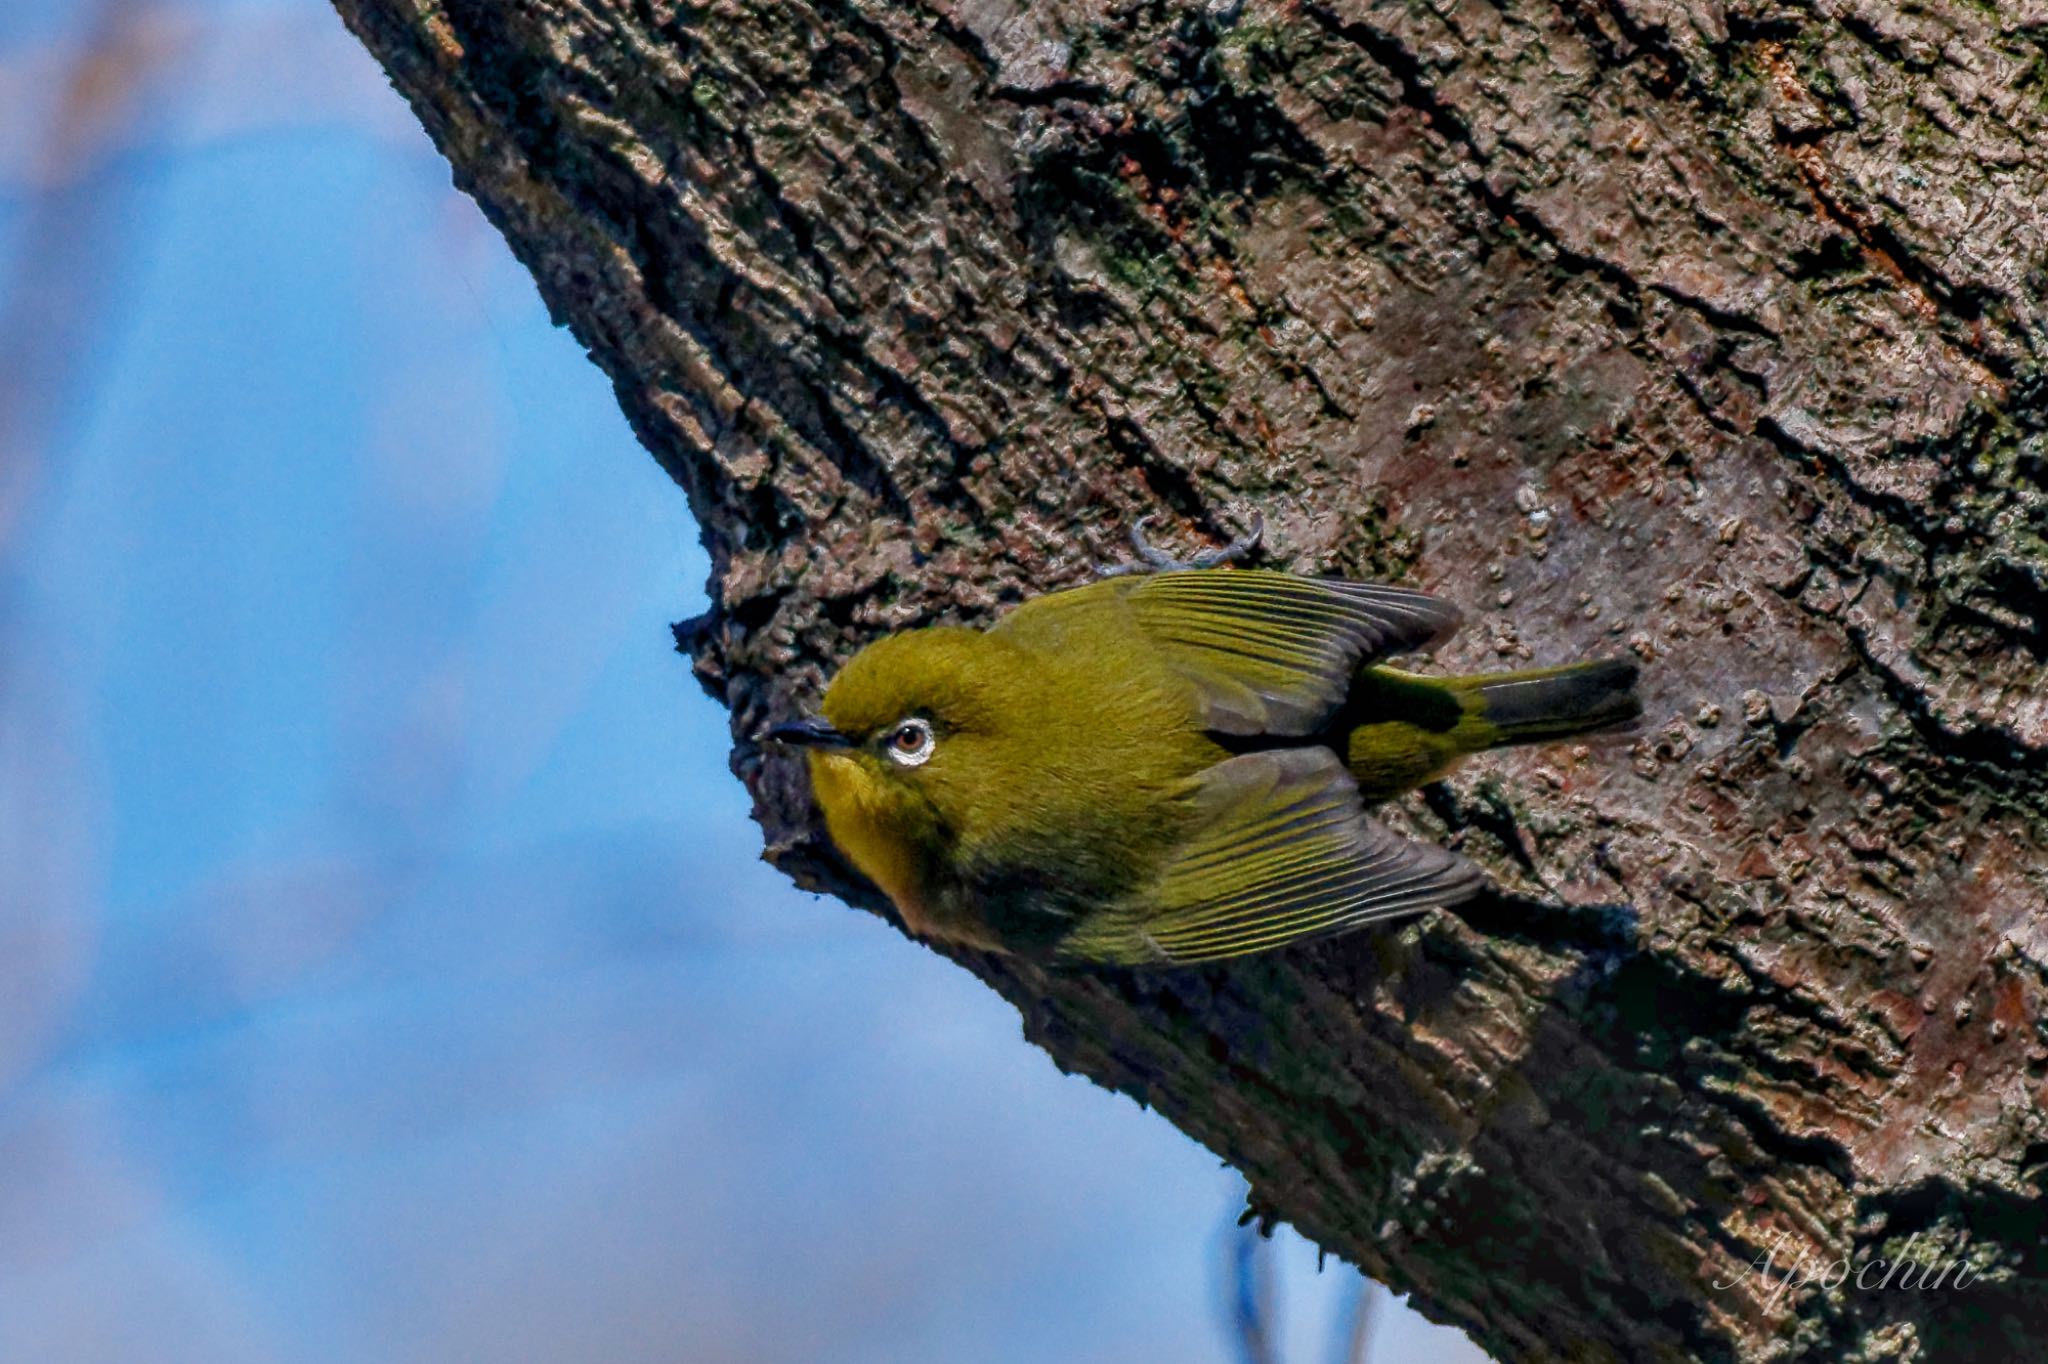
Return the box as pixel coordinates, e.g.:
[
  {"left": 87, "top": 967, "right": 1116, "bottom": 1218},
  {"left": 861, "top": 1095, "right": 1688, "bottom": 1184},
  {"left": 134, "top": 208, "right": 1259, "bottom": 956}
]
[{"left": 333, "top": 0, "right": 2048, "bottom": 1357}]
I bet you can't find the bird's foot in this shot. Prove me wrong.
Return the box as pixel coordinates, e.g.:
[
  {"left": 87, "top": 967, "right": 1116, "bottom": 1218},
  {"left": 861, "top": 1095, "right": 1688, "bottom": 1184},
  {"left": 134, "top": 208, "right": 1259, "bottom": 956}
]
[{"left": 1095, "top": 507, "right": 1265, "bottom": 578}]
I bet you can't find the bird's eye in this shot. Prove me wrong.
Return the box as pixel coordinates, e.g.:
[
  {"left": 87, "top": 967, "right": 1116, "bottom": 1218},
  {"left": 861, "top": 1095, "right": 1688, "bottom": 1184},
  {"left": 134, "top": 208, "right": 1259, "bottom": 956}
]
[{"left": 884, "top": 718, "right": 935, "bottom": 767}]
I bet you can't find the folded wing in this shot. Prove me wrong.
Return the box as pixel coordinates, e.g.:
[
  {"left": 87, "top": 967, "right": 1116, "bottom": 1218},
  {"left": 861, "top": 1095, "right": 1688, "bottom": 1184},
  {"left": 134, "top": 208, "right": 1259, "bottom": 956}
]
[
  {"left": 1061, "top": 747, "right": 1487, "bottom": 965},
  {"left": 1119, "top": 568, "right": 1461, "bottom": 735}
]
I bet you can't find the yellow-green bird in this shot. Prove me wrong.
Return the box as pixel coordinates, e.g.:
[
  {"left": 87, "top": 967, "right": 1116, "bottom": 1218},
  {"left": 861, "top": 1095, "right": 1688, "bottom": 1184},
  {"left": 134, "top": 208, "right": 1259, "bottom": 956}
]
[{"left": 768, "top": 563, "right": 1638, "bottom": 966}]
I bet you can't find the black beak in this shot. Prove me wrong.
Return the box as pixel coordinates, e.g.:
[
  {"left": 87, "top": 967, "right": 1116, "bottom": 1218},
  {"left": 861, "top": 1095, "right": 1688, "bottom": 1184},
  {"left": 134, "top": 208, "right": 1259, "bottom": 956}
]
[{"left": 761, "top": 717, "right": 853, "bottom": 749}]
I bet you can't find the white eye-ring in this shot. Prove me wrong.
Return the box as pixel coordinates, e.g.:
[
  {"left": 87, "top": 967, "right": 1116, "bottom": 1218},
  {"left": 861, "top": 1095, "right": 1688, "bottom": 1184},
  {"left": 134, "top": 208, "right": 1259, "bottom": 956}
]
[{"left": 883, "top": 717, "right": 936, "bottom": 767}]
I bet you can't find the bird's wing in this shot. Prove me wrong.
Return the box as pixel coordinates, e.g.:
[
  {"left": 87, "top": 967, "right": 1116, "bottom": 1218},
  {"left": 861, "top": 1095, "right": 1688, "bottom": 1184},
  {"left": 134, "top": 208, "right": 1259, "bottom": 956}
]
[
  {"left": 1060, "top": 747, "right": 1489, "bottom": 966},
  {"left": 1114, "top": 568, "right": 1461, "bottom": 735}
]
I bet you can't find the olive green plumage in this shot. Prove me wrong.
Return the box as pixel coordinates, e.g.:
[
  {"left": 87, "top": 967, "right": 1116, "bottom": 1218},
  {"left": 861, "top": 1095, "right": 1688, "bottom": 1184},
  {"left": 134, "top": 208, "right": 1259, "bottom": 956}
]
[{"left": 780, "top": 567, "right": 1639, "bottom": 967}]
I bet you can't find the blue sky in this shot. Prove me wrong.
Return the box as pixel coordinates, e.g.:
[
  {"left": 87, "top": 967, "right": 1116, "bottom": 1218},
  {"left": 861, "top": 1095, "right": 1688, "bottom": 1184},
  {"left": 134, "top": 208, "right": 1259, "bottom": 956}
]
[{"left": 0, "top": 4, "right": 1485, "bottom": 1361}]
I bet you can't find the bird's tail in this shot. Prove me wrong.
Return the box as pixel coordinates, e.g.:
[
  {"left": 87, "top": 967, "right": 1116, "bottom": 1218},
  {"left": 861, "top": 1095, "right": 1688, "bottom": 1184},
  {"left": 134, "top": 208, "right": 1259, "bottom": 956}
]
[{"left": 1454, "top": 657, "right": 1642, "bottom": 748}]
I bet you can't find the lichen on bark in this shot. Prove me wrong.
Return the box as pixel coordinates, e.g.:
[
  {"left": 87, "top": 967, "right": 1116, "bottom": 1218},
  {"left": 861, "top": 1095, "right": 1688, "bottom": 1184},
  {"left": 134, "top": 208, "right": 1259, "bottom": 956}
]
[{"left": 335, "top": 0, "right": 2048, "bottom": 1357}]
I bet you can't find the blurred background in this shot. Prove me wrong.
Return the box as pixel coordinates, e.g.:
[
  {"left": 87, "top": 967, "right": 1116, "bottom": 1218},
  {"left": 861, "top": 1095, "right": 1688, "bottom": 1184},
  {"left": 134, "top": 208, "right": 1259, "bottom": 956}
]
[{"left": 0, "top": 3, "right": 1490, "bottom": 1360}]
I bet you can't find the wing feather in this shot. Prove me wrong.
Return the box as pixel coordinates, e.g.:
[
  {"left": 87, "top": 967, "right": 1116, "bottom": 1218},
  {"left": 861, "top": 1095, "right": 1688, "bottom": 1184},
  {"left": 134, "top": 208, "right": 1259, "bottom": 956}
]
[
  {"left": 1061, "top": 748, "right": 1488, "bottom": 966},
  {"left": 1122, "top": 570, "right": 1462, "bottom": 735}
]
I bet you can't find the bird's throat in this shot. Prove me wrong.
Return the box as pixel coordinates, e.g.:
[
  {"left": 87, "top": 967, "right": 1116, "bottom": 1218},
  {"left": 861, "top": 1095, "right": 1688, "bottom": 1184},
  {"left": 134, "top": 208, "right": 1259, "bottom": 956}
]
[{"left": 807, "top": 752, "right": 941, "bottom": 935}]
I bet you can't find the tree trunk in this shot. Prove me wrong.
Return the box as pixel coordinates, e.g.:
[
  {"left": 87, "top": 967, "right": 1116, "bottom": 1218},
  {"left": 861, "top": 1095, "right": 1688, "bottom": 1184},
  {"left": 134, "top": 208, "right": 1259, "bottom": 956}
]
[{"left": 332, "top": 0, "right": 2048, "bottom": 1357}]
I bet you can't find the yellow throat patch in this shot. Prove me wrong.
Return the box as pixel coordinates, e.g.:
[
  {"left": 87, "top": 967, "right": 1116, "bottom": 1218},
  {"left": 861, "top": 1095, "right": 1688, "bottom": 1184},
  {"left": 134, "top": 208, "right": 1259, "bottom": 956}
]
[{"left": 805, "top": 751, "right": 933, "bottom": 933}]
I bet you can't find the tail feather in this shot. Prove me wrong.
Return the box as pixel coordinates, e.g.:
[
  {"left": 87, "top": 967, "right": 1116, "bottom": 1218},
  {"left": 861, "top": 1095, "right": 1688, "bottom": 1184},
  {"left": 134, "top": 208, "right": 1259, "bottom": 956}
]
[
  {"left": 1460, "top": 657, "right": 1641, "bottom": 747},
  {"left": 1340, "top": 659, "right": 1641, "bottom": 802}
]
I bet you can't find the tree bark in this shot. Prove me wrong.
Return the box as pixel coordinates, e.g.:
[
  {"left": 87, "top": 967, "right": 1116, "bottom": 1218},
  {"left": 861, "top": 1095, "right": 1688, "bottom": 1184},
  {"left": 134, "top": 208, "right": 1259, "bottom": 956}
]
[{"left": 332, "top": 0, "right": 2048, "bottom": 1357}]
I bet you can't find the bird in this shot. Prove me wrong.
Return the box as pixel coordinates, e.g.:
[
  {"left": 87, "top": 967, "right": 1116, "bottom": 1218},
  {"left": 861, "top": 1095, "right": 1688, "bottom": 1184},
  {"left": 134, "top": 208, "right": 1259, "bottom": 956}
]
[{"left": 766, "top": 523, "right": 1640, "bottom": 967}]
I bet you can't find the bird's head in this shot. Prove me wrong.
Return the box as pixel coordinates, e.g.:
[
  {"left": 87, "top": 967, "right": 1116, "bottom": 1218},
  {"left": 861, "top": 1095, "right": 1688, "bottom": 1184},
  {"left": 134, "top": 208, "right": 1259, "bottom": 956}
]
[{"left": 765, "top": 627, "right": 1025, "bottom": 919}]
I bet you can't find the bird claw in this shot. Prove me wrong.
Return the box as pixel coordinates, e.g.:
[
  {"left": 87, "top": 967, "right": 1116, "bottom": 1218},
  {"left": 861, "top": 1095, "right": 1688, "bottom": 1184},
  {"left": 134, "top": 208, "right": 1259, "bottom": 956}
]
[
  {"left": 1190, "top": 510, "right": 1264, "bottom": 567},
  {"left": 1095, "top": 508, "right": 1265, "bottom": 578}
]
